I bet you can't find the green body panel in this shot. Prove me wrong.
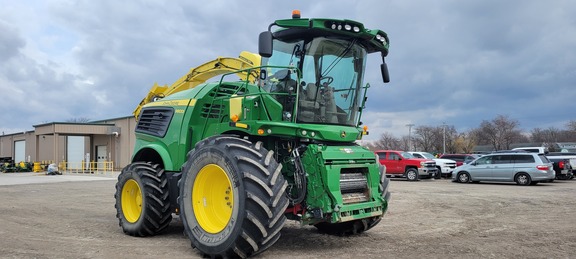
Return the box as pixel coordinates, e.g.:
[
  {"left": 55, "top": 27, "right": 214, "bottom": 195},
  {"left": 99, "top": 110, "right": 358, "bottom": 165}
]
[
  {"left": 273, "top": 17, "right": 389, "bottom": 54},
  {"left": 133, "top": 88, "right": 202, "bottom": 170},
  {"left": 132, "top": 137, "right": 177, "bottom": 170},
  {"left": 300, "top": 144, "right": 386, "bottom": 224}
]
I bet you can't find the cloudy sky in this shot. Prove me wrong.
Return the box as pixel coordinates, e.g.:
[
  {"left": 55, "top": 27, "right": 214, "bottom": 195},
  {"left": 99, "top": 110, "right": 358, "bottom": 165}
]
[{"left": 1, "top": 0, "right": 575, "bottom": 142}]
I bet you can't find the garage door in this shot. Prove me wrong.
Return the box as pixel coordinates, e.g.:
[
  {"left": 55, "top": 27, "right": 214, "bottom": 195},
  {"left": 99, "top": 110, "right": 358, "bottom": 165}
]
[
  {"left": 67, "top": 136, "right": 85, "bottom": 169},
  {"left": 14, "top": 140, "right": 25, "bottom": 163}
]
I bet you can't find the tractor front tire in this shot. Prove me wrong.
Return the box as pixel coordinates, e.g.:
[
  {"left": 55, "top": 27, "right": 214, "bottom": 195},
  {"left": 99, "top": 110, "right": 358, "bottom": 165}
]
[
  {"left": 179, "top": 135, "right": 289, "bottom": 258},
  {"left": 114, "top": 162, "right": 172, "bottom": 236}
]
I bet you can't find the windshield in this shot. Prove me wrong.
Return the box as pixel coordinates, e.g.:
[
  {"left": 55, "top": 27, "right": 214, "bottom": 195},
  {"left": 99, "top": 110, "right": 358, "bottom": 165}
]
[
  {"left": 261, "top": 37, "right": 367, "bottom": 126},
  {"left": 419, "top": 152, "right": 436, "bottom": 159},
  {"left": 401, "top": 152, "right": 414, "bottom": 159}
]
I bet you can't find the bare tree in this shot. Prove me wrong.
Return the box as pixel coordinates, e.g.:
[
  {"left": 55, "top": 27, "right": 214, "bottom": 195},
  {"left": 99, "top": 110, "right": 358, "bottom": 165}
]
[
  {"left": 400, "top": 136, "right": 411, "bottom": 151},
  {"left": 567, "top": 120, "right": 576, "bottom": 133},
  {"left": 412, "top": 124, "right": 460, "bottom": 154},
  {"left": 413, "top": 125, "right": 436, "bottom": 152},
  {"left": 452, "top": 131, "right": 477, "bottom": 153},
  {"left": 475, "top": 115, "right": 522, "bottom": 150},
  {"left": 559, "top": 121, "right": 576, "bottom": 142},
  {"left": 530, "top": 127, "right": 560, "bottom": 143},
  {"left": 443, "top": 125, "right": 459, "bottom": 153},
  {"left": 372, "top": 132, "right": 402, "bottom": 150},
  {"left": 530, "top": 126, "right": 576, "bottom": 151},
  {"left": 369, "top": 116, "right": 575, "bottom": 154}
]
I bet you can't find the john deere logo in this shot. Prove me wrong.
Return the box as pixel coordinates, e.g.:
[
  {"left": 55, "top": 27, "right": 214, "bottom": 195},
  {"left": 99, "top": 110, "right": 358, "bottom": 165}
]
[{"left": 340, "top": 131, "right": 347, "bottom": 138}]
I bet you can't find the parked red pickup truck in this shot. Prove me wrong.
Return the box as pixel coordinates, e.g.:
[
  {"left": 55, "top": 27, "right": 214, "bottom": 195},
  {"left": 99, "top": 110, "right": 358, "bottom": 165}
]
[{"left": 375, "top": 150, "right": 438, "bottom": 181}]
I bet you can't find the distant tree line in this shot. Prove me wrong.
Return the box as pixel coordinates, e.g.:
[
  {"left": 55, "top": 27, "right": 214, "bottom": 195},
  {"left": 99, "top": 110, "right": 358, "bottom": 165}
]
[{"left": 366, "top": 115, "right": 576, "bottom": 153}]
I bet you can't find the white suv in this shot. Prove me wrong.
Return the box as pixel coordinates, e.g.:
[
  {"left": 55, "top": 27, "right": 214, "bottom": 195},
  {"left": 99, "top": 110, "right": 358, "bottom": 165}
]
[
  {"left": 409, "top": 152, "right": 457, "bottom": 178},
  {"left": 512, "top": 147, "right": 549, "bottom": 154}
]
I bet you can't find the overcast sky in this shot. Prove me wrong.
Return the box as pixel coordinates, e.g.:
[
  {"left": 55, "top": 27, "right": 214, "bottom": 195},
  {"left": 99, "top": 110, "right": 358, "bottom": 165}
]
[{"left": 1, "top": 0, "right": 575, "bottom": 141}]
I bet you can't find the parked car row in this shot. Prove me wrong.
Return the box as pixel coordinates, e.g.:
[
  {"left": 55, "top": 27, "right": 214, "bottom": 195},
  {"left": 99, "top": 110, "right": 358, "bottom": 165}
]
[
  {"left": 409, "top": 152, "right": 457, "bottom": 178},
  {"left": 375, "top": 150, "right": 478, "bottom": 181},
  {"left": 375, "top": 150, "right": 438, "bottom": 181},
  {"left": 375, "top": 149, "right": 573, "bottom": 186}
]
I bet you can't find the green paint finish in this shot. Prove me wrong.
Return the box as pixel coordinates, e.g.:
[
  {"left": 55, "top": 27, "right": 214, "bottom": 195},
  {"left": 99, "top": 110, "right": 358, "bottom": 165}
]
[
  {"left": 130, "top": 15, "right": 391, "bottom": 230},
  {"left": 300, "top": 144, "right": 386, "bottom": 224},
  {"left": 273, "top": 17, "right": 389, "bottom": 55}
]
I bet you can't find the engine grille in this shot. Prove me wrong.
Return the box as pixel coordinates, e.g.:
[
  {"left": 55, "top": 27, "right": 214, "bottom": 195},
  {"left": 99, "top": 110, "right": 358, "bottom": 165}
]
[
  {"left": 423, "top": 161, "right": 436, "bottom": 168},
  {"left": 135, "top": 108, "right": 174, "bottom": 137},
  {"left": 340, "top": 168, "right": 370, "bottom": 204}
]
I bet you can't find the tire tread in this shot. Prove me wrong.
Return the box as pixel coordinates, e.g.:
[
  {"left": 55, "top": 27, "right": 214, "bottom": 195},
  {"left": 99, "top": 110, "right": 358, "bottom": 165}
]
[{"left": 114, "top": 162, "right": 172, "bottom": 237}]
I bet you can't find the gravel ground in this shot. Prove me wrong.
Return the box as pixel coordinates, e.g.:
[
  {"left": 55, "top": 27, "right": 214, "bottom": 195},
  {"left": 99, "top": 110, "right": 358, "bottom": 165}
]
[{"left": 0, "top": 173, "right": 575, "bottom": 258}]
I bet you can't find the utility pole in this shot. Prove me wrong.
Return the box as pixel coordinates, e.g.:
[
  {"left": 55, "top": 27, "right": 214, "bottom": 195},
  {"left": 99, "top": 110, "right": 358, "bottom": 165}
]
[
  {"left": 406, "top": 123, "right": 414, "bottom": 151},
  {"left": 442, "top": 122, "right": 447, "bottom": 154}
]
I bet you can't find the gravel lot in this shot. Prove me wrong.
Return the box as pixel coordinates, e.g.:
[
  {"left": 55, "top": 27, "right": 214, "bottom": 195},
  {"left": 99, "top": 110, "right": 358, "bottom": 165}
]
[{"left": 0, "top": 173, "right": 575, "bottom": 258}]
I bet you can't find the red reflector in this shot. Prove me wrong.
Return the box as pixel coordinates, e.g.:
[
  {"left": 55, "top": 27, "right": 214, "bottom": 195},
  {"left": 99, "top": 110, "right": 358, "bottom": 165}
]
[
  {"left": 559, "top": 161, "right": 565, "bottom": 168},
  {"left": 536, "top": 165, "right": 549, "bottom": 170}
]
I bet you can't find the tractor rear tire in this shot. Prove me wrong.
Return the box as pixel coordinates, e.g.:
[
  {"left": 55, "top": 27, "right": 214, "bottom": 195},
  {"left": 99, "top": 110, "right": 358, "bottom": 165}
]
[
  {"left": 179, "top": 135, "right": 289, "bottom": 258},
  {"left": 315, "top": 164, "right": 390, "bottom": 236},
  {"left": 114, "top": 162, "right": 172, "bottom": 236}
]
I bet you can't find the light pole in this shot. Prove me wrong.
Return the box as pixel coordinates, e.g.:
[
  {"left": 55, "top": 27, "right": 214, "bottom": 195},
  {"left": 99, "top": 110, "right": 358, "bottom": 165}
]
[{"left": 406, "top": 123, "right": 414, "bottom": 151}]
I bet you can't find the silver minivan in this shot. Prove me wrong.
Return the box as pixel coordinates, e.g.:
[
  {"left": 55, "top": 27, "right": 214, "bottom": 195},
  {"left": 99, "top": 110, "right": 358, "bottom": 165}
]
[{"left": 452, "top": 152, "right": 555, "bottom": 185}]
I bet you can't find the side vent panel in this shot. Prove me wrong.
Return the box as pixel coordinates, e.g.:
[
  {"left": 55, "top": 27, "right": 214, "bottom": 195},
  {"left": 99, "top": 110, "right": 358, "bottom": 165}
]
[{"left": 136, "top": 108, "right": 175, "bottom": 137}]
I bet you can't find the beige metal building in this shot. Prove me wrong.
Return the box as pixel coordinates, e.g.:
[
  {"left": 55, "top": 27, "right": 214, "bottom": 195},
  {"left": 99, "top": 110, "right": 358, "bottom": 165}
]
[{"left": 0, "top": 116, "right": 137, "bottom": 171}]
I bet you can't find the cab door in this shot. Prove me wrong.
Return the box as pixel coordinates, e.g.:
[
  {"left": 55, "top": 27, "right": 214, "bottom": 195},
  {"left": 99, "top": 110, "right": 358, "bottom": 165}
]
[{"left": 387, "top": 152, "right": 402, "bottom": 174}]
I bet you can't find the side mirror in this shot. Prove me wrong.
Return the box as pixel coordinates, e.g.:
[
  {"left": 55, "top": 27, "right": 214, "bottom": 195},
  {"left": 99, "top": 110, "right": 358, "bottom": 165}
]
[
  {"left": 259, "top": 31, "right": 273, "bottom": 58},
  {"left": 381, "top": 63, "right": 390, "bottom": 83}
]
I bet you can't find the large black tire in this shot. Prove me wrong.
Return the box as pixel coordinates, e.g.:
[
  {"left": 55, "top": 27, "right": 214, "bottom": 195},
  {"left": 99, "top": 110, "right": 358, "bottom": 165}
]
[
  {"left": 179, "top": 135, "right": 289, "bottom": 258},
  {"left": 515, "top": 173, "right": 532, "bottom": 186},
  {"left": 315, "top": 164, "right": 390, "bottom": 236},
  {"left": 114, "top": 162, "right": 172, "bottom": 236}
]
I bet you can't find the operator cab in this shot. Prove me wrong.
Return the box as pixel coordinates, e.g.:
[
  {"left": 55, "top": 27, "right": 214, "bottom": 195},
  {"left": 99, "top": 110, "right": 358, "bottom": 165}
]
[{"left": 259, "top": 10, "right": 390, "bottom": 127}]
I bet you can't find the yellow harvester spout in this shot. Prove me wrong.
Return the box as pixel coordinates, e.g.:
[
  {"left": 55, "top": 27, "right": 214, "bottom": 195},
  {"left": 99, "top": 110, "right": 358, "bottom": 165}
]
[{"left": 133, "top": 51, "right": 261, "bottom": 119}]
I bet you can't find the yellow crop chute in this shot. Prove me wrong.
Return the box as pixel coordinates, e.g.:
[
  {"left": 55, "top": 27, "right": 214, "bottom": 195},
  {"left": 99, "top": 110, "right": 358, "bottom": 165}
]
[{"left": 133, "top": 51, "right": 260, "bottom": 119}]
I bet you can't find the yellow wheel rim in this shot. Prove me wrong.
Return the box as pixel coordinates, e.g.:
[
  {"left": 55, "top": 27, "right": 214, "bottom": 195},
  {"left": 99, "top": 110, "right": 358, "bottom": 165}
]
[
  {"left": 192, "top": 164, "right": 234, "bottom": 234},
  {"left": 121, "top": 179, "right": 142, "bottom": 223}
]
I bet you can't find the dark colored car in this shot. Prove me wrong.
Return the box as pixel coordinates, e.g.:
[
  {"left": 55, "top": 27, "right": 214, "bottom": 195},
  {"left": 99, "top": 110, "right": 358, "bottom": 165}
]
[
  {"left": 546, "top": 157, "right": 574, "bottom": 180},
  {"left": 547, "top": 152, "right": 576, "bottom": 180},
  {"left": 439, "top": 154, "right": 480, "bottom": 167}
]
